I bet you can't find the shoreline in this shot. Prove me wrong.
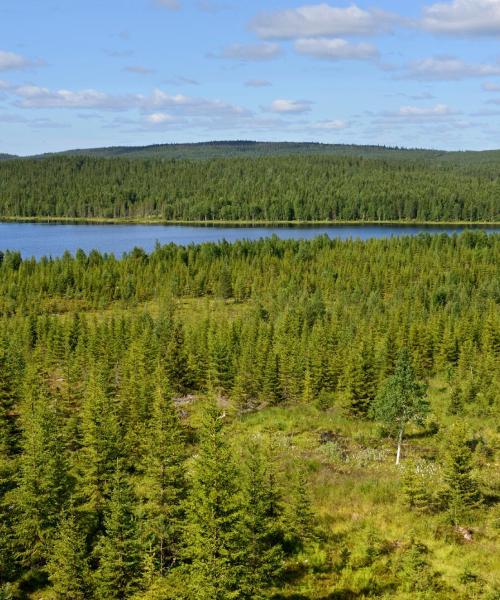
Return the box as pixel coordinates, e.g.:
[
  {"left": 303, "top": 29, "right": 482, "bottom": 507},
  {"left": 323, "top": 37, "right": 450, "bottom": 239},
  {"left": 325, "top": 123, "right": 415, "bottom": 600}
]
[{"left": 0, "top": 216, "right": 498, "bottom": 227}]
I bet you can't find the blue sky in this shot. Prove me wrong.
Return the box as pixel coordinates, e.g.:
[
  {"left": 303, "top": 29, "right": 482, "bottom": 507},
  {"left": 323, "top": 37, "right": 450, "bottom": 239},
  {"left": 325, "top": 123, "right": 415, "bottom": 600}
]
[{"left": 1, "top": 0, "right": 500, "bottom": 154}]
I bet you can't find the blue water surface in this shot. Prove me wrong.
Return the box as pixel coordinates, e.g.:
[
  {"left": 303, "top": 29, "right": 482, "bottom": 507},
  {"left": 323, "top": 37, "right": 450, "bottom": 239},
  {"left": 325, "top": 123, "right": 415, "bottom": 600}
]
[{"left": 0, "top": 222, "right": 498, "bottom": 259}]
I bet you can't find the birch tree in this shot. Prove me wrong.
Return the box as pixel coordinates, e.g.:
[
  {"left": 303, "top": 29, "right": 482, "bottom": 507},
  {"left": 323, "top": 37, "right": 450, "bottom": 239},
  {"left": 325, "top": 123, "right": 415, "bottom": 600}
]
[{"left": 371, "top": 348, "right": 428, "bottom": 465}]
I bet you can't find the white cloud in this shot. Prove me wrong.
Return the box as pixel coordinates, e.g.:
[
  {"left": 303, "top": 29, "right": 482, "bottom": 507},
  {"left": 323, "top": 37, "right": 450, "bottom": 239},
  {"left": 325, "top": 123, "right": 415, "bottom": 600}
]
[
  {"left": 12, "top": 85, "right": 134, "bottom": 110},
  {"left": 147, "top": 89, "right": 249, "bottom": 116},
  {"left": 406, "top": 56, "right": 500, "bottom": 80},
  {"left": 266, "top": 99, "right": 312, "bottom": 114},
  {"left": 212, "top": 42, "right": 282, "bottom": 61},
  {"left": 3, "top": 82, "right": 249, "bottom": 117},
  {"left": 124, "top": 65, "right": 155, "bottom": 74},
  {"left": 294, "top": 38, "right": 378, "bottom": 60},
  {"left": 422, "top": 0, "right": 500, "bottom": 35},
  {"left": 483, "top": 81, "right": 500, "bottom": 90},
  {"left": 396, "top": 104, "right": 455, "bottom": 117},
  {"left": 154, "top": 0, "right": 181, "bottom": 9},
  {"left": 313, "top": 119, "right": 348, "bottom": 129},
  {"left": 245, "top": 79, "right": 272, "bottom": 87},
  {"left": 249, "top": 3, "right": 400, "bottom": 39},
  {"left": 0, "top": 50, "right": 35, "bottom": 71},
  {"left": 145, "top": 112, "right": 177, "bottom": 124}
]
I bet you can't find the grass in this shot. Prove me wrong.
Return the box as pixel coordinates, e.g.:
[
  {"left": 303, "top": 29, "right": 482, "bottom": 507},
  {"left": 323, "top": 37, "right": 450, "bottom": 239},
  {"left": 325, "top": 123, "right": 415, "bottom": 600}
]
[{"left": 34, "top": 297, "right": 500, "bottom": 598}]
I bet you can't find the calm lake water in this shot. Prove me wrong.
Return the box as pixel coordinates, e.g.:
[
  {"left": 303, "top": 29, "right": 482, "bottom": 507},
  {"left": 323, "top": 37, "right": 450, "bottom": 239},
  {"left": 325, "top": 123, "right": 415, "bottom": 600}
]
[{"left": 0, "top": 222, "right": 498, "bottom": 259}]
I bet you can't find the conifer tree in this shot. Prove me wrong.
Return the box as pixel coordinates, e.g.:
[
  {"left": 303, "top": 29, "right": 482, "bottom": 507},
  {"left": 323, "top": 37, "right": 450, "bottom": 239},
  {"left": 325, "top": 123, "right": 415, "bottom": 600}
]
[
  {"left": 444, "top": 422, "right": 482, "bottom": 524},
  {"left": 0, "top": 349, "right": 19, "bottom": 459},
  {"left": 342, "top": 342, "right": 377, "bottom": 417},
  {"left": 10, "top": 360, "right": 68, "bottom": 568},
  {"left": 94, "top": 462, "right": 143, "bottom": 599},
  {"left": 47, "top": 511, "right": 91, "bottom": 600},
  {"left": 402, "top": 460, "right": 432, "bottom": 513},
  {"left": 240, "top": 441, "right": 285, "bottom": 598},
  {"left": 284, "top": 466, "right": 315, "bottom": 551},
  {"left": 77, "top": 366, "right": 121, "bottom": 528},
  {"left": 261, "top": 351, "right": 282, "bottom": 406},
  {"left": 370, "top": 348, "right": 428, "bottom": 464},
  {"left": 138, "top": 370, "right": 186, "bottom": 575},
  {"left": 184, "top": 400, "right": 245, "bottom": 599}
]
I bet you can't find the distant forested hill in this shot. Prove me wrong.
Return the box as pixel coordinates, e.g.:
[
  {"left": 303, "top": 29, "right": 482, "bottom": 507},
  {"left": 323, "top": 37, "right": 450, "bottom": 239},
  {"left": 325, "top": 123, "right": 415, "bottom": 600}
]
[
  {"left": 0, "top": 152, "right": 499, "bottom": 222},
  {"left": 32, "top": 140, "right": 500, "bottom": 164}
]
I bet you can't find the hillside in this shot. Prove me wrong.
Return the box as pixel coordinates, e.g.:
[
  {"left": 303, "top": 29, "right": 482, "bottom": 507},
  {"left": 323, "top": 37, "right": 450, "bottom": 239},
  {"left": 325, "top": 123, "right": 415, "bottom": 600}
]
[
  {"left": 32, "top": 140, "right": 500, "bottom": 164},
  {"left": 0, "top": 153, "right": 498, "bottom": 222}
]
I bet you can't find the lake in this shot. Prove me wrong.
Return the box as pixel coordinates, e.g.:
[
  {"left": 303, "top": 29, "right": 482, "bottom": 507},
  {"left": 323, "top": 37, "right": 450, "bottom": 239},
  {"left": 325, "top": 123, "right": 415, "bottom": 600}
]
[{"left": 0, "top": 222, "right": 498, "bottom": 259}]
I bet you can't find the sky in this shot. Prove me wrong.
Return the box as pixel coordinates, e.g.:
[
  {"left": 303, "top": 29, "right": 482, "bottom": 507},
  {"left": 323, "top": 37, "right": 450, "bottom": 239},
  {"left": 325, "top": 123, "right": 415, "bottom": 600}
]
[{"left": 1, "top": 0, "right": 500, "bottom": 154}]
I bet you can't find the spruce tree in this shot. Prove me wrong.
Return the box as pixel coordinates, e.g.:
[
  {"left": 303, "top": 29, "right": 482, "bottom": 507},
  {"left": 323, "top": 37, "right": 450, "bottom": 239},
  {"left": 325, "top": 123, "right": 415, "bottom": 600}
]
[
  {"left": 402, "top": 460, "right": 432, "bottom": 513},
  {"left": 138, "top": 370, "right": 186, "bottom": 575},
  {"left": 240, "top": 441, "right": 285, "bottom": 598},
  {"left": 47, "top": 511, "right": 91, "bottom": 600},
  {"left": 77, "top": 366, "right": 121, "bottom": 523},
  {"left": 10, "top": 360, "right": 68, "bottom": 569},
  {"left": 0, "top": 349, "right": 19, "bottom": 459},
  {"left": 184, "top": 400, "right": 245, "bottom": 600},
  {"left": 342, "top": 342, "right": 377, "bottom": 417},
  {"left": 94, "top": 462, "right": 143, "bottom": 599},
  {"left": 444, "top": 422, "right": 482, "bottom": 524}
]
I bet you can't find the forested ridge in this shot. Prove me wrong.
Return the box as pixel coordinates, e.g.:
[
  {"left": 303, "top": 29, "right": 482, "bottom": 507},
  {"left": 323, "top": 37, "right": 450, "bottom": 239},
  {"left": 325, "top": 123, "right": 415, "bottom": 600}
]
[
  {"left": 0, "top": 154, "right": 499, "bottom": 222},
  {"left": 0, "top": 232, "right": 498, "bottom": 598},
  {"left": 7, "top": 140, "right": 500, "bottom": 162}
]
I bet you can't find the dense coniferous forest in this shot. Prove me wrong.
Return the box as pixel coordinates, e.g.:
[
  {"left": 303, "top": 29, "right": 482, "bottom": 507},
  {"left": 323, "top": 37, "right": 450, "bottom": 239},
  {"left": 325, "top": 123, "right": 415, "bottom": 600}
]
[
  {"left": 0, "top": 232, "right": 498, "bottom": 598},
  {"left": 0, "top": 153, "right": 499, "bottom": 222},
  {"left": 5, "top": 140, "right": 500, "bottom": 162}
]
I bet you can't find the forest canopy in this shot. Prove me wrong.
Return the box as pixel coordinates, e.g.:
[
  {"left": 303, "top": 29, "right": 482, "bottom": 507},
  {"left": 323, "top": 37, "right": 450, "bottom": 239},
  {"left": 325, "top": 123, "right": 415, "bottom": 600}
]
[
  {"left": 0, "top": 153, "right": 499, "bottom": 222},
  {"left": 0, "top": 232, "right": 499, "bottom": 598}
]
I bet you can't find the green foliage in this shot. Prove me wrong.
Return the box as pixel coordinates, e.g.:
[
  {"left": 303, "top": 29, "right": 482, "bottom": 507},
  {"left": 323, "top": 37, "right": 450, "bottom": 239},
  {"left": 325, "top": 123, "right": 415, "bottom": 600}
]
[
  {"left": 46, "top": 511, "right": 91, "bottom": 600},
  {"left": 1, "top": 153, "right": 499, "bottom": 221},
  {"left": 444, "top": 422, "right": 482, "bottom": 524},
  {"left": 0, "top": 233, "right": 497, "bottom": 598},
  {"left": 371, "top": 348, "right": 429, "bottom": 463},
  {"left": 94, "top": 463, "right": 143, "bottom": 599},
  {"left": 184, "top": 400, "right": 246, "bottom": 599},
  {"left": 137, "top": 370, "right": 187, "bottom": 574}
]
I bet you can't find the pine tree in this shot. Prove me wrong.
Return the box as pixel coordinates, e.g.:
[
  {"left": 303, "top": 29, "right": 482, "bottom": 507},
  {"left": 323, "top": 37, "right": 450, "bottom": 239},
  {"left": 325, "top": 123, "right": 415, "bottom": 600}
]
[
  {"left": 47, "top": 511, "right": 91, "bottom": 600},
  {"left": 184, "top": 400, "right": 245, "bottom": 600},
  {"left": 370, "top": 348, "right": 429, "bottom": 464},
  {"left": 138, "top": 370, "right": 186, "bottom": 575},
  {"left": 94, "top": 462, "right": 143, "bottom": 599},
  {"left": 444, "top": 422, "right": 482, "bottom": 524}
]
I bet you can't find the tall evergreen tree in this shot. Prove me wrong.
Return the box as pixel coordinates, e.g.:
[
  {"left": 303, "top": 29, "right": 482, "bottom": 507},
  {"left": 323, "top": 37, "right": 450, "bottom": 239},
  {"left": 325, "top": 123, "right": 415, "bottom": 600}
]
[
  {"left": 184, "top": 400, "right": 245, "bottom": 600},
  {"left": 94, "top": 462, "right": 143, "bottom": 599},
  {"left": 240, "top": 442, "right": 285, "bottom": 598},
  {"left": 138, "top": 370, "right": 186, "bottom": 576},
  {"left": 10, "top": 360, "right": 68, "bottom": 569},
  {"left": 47, "top": 511, "right": 91, "bottom": 600},
  {"left": 444, "top": 422, "right": 482, "bottom": 524}
]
